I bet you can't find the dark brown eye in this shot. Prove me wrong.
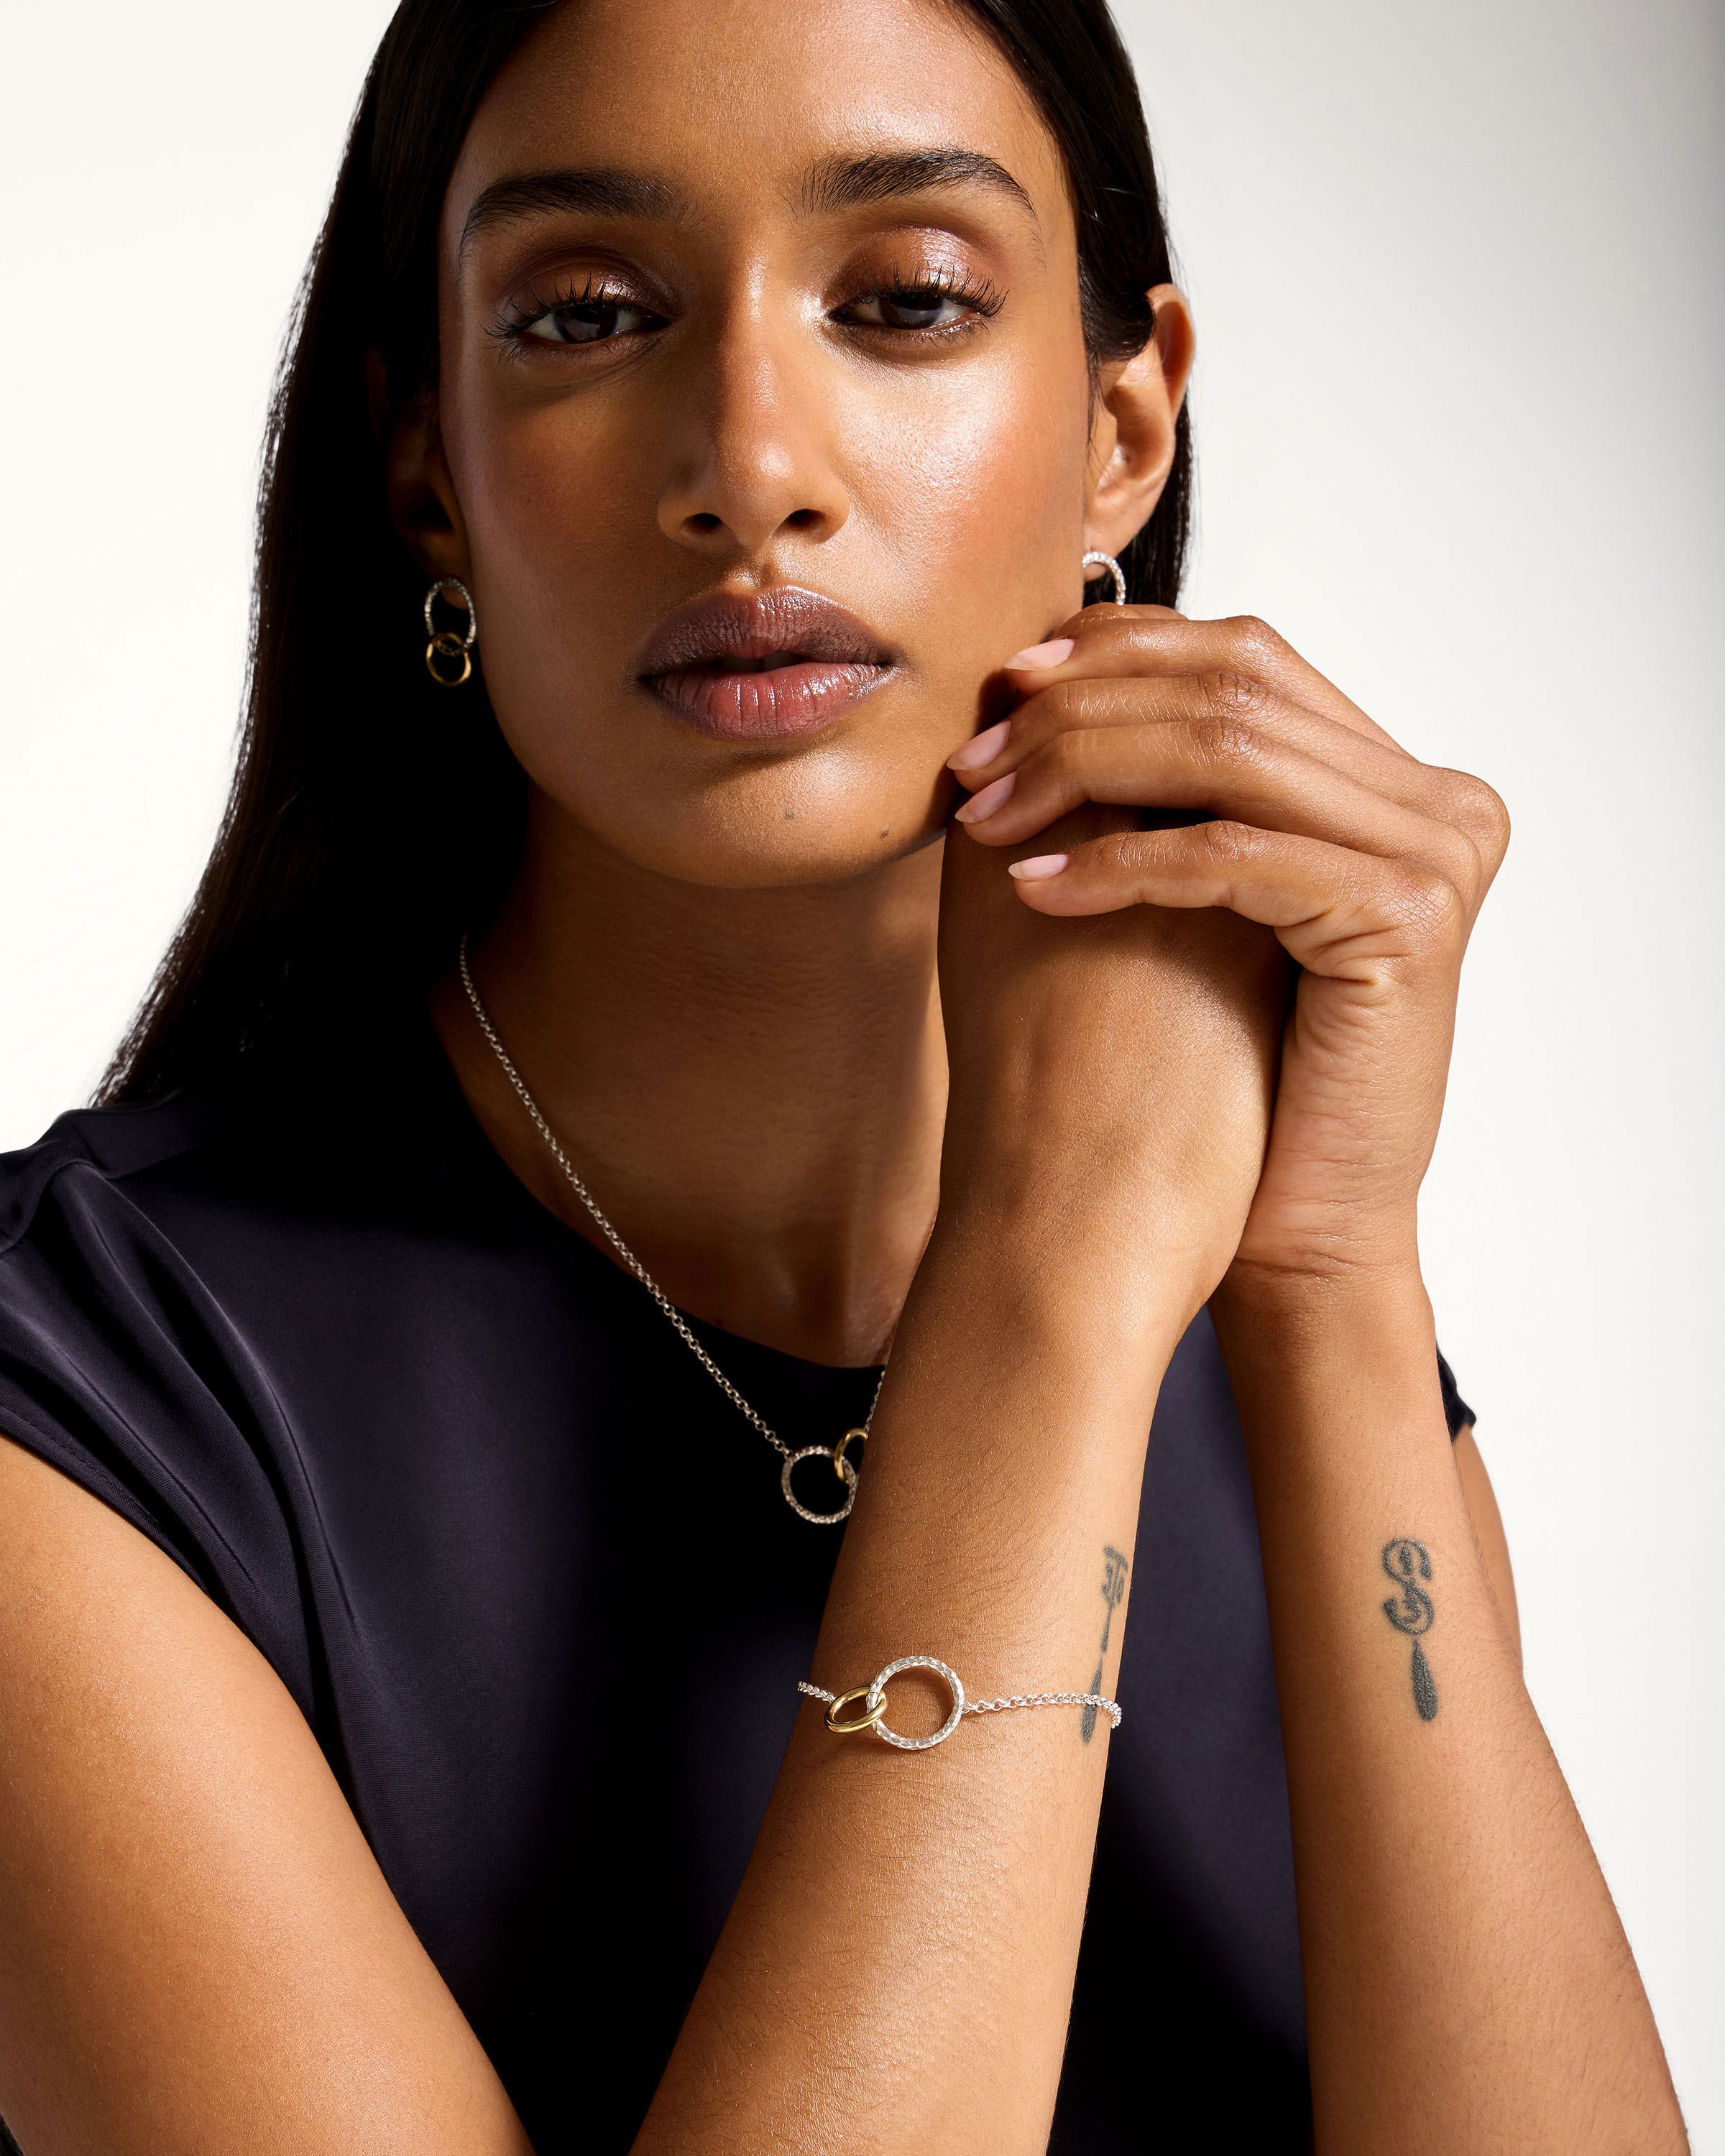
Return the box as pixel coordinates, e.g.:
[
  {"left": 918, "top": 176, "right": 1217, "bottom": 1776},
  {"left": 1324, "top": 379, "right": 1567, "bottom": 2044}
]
[
  {"left": 841, "top": 286, "right": 973, "bottom": 331},
  {"left": 520, "top": 295, "right": 661, "bottom": 345}
]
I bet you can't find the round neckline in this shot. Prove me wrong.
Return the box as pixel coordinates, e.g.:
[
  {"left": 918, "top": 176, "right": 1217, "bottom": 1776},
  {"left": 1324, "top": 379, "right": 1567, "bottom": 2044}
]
[{"left": 412, "top": 1003, "right": 887, "bottom": 1384}]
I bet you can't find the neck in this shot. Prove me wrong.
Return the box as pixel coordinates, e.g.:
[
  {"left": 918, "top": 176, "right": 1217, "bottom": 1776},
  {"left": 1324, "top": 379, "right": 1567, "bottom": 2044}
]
[{"left": 431, "top": 803, "right": 949, "bottom": 1366}]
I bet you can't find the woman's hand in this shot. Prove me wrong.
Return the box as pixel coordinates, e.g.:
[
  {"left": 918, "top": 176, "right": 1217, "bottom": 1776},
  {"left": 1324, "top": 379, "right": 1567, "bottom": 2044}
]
[
  {"left": 933, "top": 765, "right": 1287, "bottom": 1337},
  {"left": 944, "top": 604, "right": 1509, "bottom": 1290}
]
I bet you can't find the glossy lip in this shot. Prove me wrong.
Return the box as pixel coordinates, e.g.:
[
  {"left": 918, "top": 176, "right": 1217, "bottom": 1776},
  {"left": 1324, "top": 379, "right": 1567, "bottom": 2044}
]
[{"left": 637, "top": 585, "right": 900, "bottom": 743}]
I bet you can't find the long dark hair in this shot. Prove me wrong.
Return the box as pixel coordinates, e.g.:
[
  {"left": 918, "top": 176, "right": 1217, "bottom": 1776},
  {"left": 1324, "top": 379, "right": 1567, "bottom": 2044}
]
[{"left": 101, "top": 0, "right": 1192, "bottom": 1103}]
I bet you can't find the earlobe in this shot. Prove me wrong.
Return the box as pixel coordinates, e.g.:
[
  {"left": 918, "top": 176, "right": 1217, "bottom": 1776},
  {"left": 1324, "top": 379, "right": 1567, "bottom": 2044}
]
[
  {"left": 1084, "top": 284, "right": 1195, "bottom": 561},
  {"left": 375, "top": 359, "right": 471, "bottom": 584}
]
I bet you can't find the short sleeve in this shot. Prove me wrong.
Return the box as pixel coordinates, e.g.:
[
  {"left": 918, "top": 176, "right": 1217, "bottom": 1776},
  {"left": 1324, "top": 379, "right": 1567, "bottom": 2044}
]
[
  {"left": 0, "top": 1132, "right": 317, "bottom": 1721},
  {"left": 1436, "top": 1346, "right": 1474, "bottom": 1439}
]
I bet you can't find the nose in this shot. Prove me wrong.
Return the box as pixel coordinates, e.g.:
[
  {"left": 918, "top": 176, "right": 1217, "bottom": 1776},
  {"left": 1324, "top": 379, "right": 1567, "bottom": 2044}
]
[{"left": 656, "top": 307, "right": 850, "bottom": 561}]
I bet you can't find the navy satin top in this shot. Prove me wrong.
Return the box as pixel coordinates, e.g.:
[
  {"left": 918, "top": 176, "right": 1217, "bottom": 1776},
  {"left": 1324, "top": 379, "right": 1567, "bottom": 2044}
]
[{"left": 0, "top": 1015, "right": 1471, "bottom": 2152}]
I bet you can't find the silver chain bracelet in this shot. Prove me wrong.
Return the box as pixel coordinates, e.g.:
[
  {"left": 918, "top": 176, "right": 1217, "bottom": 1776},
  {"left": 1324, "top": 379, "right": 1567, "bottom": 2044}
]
[{"left": 799, "top": 1655, "right": 1122, "bottom": 1751}]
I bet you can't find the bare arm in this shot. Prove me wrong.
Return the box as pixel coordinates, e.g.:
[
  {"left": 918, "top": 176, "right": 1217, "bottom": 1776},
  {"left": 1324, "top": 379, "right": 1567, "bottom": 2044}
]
[
  {"left": 0, "top": 1433, "right": 534, "bottom": 2156},
  {"left": 1210, "top": 1281, "right": 1683, "bottom": 2153},
  {"left": 635, "top": 1217, "right": 1182, "bottom": 2151}
]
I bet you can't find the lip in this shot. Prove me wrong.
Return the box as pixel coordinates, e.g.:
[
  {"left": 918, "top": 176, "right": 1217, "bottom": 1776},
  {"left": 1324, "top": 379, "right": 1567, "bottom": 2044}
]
[{"left": 636, "top": 585, "right": 899, "bottom": 742}]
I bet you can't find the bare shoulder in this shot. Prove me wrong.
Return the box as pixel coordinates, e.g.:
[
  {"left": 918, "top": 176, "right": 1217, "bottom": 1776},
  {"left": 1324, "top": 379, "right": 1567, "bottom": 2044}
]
[
  {"left": 0, "top": 1434, "right": 533, "bottom": 2156},
  {"left": 1452, "top": 1424, "right": 1522, "bottom": 1666}
]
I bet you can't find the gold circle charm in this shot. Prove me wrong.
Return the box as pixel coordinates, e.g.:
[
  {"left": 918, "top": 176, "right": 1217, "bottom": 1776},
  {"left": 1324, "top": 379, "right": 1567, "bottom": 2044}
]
[
  {"left": 831, "top": 1426, "right": 868, "bottom": 1482},
  {"left": 426, "top": 631, "right": 473, "bottom": 687},
  {"left": 781, "top": 1445, "right": 857, "bottom": 1524},
  {"left": 824, "top": 1684, "right": 887, "bottom": 1735}
]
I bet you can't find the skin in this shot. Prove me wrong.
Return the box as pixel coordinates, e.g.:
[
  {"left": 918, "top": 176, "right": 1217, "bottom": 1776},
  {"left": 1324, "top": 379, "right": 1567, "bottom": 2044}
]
[{"left": 0, "top": 0, "right": 1685, "bottom": 2150}]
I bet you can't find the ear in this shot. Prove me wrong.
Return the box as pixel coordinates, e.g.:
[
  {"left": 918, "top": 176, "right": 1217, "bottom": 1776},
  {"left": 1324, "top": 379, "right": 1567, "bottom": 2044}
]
[
  {"left": 1083, "top": 284, "right": 1195, "bottom": 561},
  {"left": 371, "top": 350, "right": 472, "bottom": 583}
]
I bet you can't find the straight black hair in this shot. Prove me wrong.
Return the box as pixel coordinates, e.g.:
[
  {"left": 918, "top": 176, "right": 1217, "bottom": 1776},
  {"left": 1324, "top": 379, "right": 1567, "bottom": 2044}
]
[{"left": 101, "top": 0, "right": 1192, "bottom": 1103}]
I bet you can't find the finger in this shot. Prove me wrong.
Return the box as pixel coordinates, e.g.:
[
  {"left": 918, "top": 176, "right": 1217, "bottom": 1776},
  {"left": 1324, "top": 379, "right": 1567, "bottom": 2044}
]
[
  {"left": 955, "top": 719, "right": 1486, "bottom": 908},
  {"left": 1001, "top": 609, "right": 1402, "bottom": 753},
  {"left": 954, "top": 673, "right": 1462, "bottom": 834},
  {"left": 995, "top": 599, "right": 1184, "bottom": 678},
  {"left": 1006, "top": 820, "right": 1467, "bottom": 983},
  {"left": 953, "top": 673, "right": 1511, "bottom": 882}
]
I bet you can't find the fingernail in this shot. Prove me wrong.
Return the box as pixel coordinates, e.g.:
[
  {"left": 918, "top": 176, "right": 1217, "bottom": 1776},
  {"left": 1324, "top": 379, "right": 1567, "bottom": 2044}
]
[
  {"left": 1005, "top": 637, "right": 1074, "bottom": 671},
  {"left": 953, "top": 771, "right": 1017, "bottom": 824},
  {"left": 947, "top": 719, "right": 1011, "bottom": 773},
  {"left": 1008, "top": 852, "right": 1069, "bottom": 880}
]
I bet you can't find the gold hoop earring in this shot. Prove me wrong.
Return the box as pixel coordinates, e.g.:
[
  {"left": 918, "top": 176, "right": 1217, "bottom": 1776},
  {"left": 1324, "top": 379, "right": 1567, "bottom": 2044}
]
[
  {"left": 1082, "top": 550, "right": 1127, "bottom": 606},
  {"left": 424, "top": 578, "right": 477, "bottom": 686}
]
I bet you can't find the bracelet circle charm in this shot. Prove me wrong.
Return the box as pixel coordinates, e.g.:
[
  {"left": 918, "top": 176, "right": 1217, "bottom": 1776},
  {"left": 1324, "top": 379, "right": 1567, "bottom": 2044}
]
[
  {"left": 867, "top": 1655, "right": 966, "bottom": 1750},
  {"left": 824, "top": 1682, "right": 887, "bottom": 1735}
]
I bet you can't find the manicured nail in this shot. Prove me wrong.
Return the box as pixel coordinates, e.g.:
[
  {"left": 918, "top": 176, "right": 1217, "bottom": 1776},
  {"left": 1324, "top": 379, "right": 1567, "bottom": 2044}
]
[
  {"left": 1004, "top": 637, "right": 1074, "bottom": 671},
  {"left": 1008, "top": 852, "right": 1070, "bottom": 880},
  {"left": 953, "top": 771, "right": 1017, "bottom": 824},
  {"left": 947, "top": 719, "right": 1011, "bottom": 773}
]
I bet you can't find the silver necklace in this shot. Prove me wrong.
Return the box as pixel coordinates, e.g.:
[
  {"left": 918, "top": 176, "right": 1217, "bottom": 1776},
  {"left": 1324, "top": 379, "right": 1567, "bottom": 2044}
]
[{"left": 457, "top": 935, "right": 883, "bottom": 1524}]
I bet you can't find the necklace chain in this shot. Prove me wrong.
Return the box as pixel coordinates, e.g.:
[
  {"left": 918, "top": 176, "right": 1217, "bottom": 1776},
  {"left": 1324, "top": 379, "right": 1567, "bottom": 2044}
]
[{"left": 457, "top": 936, "right": 885, "bottom": 1516}]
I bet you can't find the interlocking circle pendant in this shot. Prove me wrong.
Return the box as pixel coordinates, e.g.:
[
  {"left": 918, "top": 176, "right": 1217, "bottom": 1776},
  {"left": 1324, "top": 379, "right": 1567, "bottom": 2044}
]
[
  {"left": 866, "top": 1656, "right": 966, "bottom": 1750},
  {"left": 781, "top": 1445, "right": 857, "bottom": 1524},
  {"left": 778, "top": 1426, "right": 866, "bottom": 1524}
]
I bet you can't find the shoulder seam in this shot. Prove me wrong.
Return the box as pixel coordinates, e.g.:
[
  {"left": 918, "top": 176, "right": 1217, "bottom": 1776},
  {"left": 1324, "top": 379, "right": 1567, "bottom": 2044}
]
[
  {"left": 0, "top": 1102, "right": 217, "bottom": 1261},
  {"left": 0, "top": 1149, "right": 123, "bottom": 1262}
]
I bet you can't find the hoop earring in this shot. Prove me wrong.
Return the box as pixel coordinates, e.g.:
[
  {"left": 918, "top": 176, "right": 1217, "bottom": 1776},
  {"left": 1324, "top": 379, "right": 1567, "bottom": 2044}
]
[
  {"left": 424, "top": 578, "right": 477, "bottom": 687},
  {"left": 1081, "top": 550, "right": 1127, "bottom": 606}
]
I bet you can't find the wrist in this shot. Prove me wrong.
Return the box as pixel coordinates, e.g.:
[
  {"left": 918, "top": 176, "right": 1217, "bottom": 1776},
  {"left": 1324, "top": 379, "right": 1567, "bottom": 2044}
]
[
  {"left": 926, "top": 1176, "right": 1213, "bottom": 1363},
  {"left": 1213, "top": 1250, "right": 1432, "bottom": 1353},
  {"left": 1218, "top": 1212, "right": 1425, "bottom": 1317},
  {"left": 1209, "top": 1259, "right": 1451, "bottom": 1473}
]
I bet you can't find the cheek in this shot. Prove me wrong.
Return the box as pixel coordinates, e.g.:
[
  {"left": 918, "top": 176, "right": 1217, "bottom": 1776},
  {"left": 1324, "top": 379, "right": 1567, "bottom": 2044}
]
[
  {"left": 446, "top": 387, "right": 699, "bottom": 847},
  {"left": 452, "top": 393, "right": 653, "bottom": 698},
  {"left": 843, "top": 346, "right": 1091, "bottom": 654}
]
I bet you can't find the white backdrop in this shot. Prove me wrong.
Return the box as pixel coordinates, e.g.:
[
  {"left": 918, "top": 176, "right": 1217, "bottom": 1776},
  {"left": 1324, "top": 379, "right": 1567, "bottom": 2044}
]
[{"left": 1, "top": 0, "right": 1721, "bottom": 2141}]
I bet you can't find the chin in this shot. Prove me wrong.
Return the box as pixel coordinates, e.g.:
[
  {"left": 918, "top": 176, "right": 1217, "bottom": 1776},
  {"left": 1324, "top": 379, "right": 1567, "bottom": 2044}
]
[
  {"left": 604, "top": 804, "right": 949, "bottom": 892},
  {"left": 544, "top": 751, "right": 954, "bottom": 891},
  {"left": 510, "top": 681, "right": 967, "bottom": 890}
]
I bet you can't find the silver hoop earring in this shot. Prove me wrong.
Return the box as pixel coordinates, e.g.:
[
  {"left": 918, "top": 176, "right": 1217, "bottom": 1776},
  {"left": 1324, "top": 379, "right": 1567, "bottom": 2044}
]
[
  {"left": 1081, "top": 550, "right": 1126, "bottom": 606},
  {"left": 424, "top": 577, "right": 478, "bottom": 687}
]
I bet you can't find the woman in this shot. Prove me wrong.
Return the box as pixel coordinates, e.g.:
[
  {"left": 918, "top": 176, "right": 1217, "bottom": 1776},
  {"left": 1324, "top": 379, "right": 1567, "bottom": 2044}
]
[{"left": 0, "top": 0, "right": 1685, "bottom": 2148}]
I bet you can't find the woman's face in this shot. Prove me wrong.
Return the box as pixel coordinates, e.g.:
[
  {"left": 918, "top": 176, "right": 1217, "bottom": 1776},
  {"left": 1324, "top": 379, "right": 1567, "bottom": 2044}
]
[{"left": 421, "top": 0, "right": 1170, "bottom": 888}]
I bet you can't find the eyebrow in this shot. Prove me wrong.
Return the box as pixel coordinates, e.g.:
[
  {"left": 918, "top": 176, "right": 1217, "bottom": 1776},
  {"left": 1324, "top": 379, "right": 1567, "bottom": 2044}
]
[
  {"left": 459, "top": 167, "right": 686, "bottom": 255},
  {"left": 799, "top": 147, "right": 1034, "bottom": 220},
  {"left": 459, "top": 144, "right": 1035, "bottom": 259}
]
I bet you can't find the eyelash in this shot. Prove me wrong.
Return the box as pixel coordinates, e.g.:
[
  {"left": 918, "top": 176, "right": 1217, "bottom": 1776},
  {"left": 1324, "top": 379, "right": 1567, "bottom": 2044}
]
[
  {"left": 487, "top": 275, "right": 662, "bottom": 354},
  {"left": 487, "top": 264, "right": 1004, "bottom": 356},
  {"left": 838, "top": 263, "right": 1004, "bottom": 337}
]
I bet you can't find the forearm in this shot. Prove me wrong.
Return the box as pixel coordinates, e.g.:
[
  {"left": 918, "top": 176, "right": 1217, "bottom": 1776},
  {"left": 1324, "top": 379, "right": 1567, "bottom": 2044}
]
[
  {"left": 633, "top": 1201, "right": 1182, "bottom": 2155},
  {"left": 1211, "top": 1269, "right": 1685, "bottom": 2155}
]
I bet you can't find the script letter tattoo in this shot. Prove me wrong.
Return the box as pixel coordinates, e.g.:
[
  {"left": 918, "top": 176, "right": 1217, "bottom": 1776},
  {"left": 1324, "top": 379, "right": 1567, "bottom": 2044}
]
[
  {"left": 1081, "top": 1547, "right": 1131, "bottom": 1743},
  {"left": 1380, "top": 1537, "right": 1438, "bottom": 1721}
]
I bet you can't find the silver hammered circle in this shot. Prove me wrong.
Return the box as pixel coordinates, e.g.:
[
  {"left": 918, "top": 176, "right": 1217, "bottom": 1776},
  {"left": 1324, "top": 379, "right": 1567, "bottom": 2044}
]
[
  {"left": 866, "top": 1656, "right": 967, "bottom": 1750},
  {"left": 423, "top": 576, "right": 478, "bottom": 648},
  {"left": 780, "top": 1446, "right": 857, "bottom": 1525}
]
